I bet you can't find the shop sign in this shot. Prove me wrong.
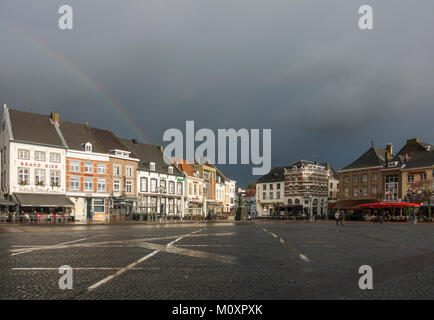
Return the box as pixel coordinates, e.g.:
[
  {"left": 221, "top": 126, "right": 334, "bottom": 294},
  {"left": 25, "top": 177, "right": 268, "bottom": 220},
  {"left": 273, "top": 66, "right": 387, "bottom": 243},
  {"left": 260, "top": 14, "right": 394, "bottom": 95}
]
[{"left": 20, "top": 161, "right": 59, "bottom": 169}]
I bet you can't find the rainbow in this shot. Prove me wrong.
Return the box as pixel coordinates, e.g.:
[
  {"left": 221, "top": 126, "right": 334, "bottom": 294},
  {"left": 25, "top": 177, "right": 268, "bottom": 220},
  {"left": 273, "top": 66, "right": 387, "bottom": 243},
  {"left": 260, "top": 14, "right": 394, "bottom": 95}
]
[{"left": 1, "top": 21, "right": 151, "bottom": 144}]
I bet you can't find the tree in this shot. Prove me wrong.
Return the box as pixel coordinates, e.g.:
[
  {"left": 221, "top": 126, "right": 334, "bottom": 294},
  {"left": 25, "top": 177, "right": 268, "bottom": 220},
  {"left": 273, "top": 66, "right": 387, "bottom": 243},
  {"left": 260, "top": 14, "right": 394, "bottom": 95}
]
[{"left": 413, "top": 179, "right": 433, "bottom": 219}]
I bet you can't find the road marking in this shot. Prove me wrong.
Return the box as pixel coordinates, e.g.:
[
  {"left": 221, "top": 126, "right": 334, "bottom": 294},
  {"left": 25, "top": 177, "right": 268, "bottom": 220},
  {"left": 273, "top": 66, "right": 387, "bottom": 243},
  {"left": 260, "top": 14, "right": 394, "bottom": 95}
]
[
  {"left": 262, "top": 228, "right": 311, "bottom": 264},
  {"left": 11, "top": 235, "right": 107, "bottom": 256},
  {"left": 87, "top": 229, "right": 203, "bottom": 291},
  {"left": 12, "top": 267, "right": 145, "bottom": 270},
  {"left": 176, "top": 244, "right": 233, "bottom": 247},
  {"left": 135, "top": 242, "right": 237, "bottom": 264},
  {"left": 10, "top": 232, "right": 234, "bottom": 254},
  {"left": 87, "top": 251, "right": 159, "bottom": 291}
]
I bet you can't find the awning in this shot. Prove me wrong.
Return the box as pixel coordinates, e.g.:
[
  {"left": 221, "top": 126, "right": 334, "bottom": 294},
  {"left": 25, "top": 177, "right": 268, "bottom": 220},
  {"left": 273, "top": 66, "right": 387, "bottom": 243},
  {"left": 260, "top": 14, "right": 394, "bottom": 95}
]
[
  {"left": 0, "top": 199, "right": 16, "bottom": 206},
  {"left": 13, "top": 193, "right": 74, "bottom": 208},
  {"left": 359, "top": 202, "right": 421, "bottom": 209},
  {"left": 328, "top": 203, "right": 337, "bottom": 209}
]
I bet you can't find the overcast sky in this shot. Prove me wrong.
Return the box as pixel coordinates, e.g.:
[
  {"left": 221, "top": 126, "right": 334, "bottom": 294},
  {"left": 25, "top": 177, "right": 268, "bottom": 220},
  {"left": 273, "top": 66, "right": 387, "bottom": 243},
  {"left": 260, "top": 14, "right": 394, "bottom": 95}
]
[{"left": 1, "top": 1, "right": 434, "bottom": 186}]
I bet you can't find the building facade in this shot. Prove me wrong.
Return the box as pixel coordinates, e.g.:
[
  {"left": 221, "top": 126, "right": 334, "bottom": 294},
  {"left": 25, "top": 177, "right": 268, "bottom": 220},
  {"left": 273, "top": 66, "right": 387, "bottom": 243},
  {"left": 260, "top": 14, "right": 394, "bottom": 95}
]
[
  {"left": 284, "top": 160, "right": 328, "bottom": 217},
  {"left": 121, "top": 139, "right": 185, "bottom": 217},
  {"left": 0, "top": 107, "right": 73, "bottom": 215},
  {"left": 89, "top": 128, "right": 139, "bottom": 215},
  {"left": 256, "top": 167, "right": 285, "bottom": 217},
  {"left": 338, "top": 145, "right": 391, "bottom": 206},
  {"left": 224, "top": 178, "right": 236, "bottom": 213},
  {"left": 192, "top": 162, "right": 217, "bottom": 215},
  {"left": 174, "top": 159, "right": 203, "bottom": 216},
  {"left": 58, "top": 120, "right": 111, "bottom": 221}
]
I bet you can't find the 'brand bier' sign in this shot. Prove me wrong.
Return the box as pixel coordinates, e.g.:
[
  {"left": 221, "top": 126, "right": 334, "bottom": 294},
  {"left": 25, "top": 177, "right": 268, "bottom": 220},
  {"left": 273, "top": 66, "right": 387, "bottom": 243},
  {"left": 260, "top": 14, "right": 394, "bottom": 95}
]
[{"left": 20, "top": 162, "right": 59, "bottom": 169}]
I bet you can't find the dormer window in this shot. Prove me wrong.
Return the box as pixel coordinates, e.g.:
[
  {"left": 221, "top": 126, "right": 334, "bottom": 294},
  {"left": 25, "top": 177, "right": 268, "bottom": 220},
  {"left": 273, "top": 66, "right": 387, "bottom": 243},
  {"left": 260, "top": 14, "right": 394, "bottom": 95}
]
[
  {"left": 168, "top": 166, "right": 173, "bottom": 174},
  {"left": 84, "top": 142, "right": 92, "bottom": 152},
  {"left": 150, "top": 162, "right": 155, "bottom": 171}
]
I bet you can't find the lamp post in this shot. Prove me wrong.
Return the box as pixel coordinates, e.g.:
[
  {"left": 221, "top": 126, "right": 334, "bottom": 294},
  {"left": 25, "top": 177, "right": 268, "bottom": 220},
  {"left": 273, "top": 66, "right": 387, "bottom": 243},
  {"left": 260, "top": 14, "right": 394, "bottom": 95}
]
[{"left": 156, "top": 185, "right": 167, "bottom": 222}]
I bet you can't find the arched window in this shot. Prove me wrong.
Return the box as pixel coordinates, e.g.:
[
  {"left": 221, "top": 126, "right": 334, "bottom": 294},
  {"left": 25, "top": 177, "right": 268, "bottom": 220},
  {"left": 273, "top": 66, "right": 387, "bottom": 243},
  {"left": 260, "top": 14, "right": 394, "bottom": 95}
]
[
  {"left": 295, "top": 199, "right": 300, "bottom": 205},
  {"left": 288, "top": 199, "right": 293, "bottom": 205},
  {"left": 84, "top": 142, "right": 92, "bottom": 152}
]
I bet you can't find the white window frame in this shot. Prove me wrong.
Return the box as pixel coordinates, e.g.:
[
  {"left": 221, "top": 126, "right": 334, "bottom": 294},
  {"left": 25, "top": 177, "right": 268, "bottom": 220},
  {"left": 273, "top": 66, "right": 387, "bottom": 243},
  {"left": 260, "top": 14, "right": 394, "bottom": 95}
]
[
  {"left": 126, "top": 180, "right": 133, "bottom": 194},
  {"left": 50, "top": 170, "right": 61, "bottom": 187},
  {"left": 50, "top": 152, "right": 61, "bottom": 163},
  {"left": 18, "top": 149, "right": 30, "bottom": 160},
  {"left": 97, "top": 163, "right": 107, "bottom": 175},
  {"left": 126, "top": 166, "right": 134, "bottom": 178},
  {"left": 18, "top": 167, "right": 30, "bottom": 185},
  {"left": 34, "top": 151, "right": 46, "bottom": 161},
  {"left": 97, "top": 178, "right": 106, "bottom": 192},
  {"left": 85, "top": 142, "right": 92, "bottom": 152},
  {"left": 34, "top": 169, "right": 45, "bottom": 186},
  {"left": 70, "top": 176, "right": 80, "bottom": 191},
  {"left": 150, "top": 179, "right": 157, "bottom": 192},
  {"left": 84, "top": 162, "right": 94, "bottom": 174},
  {"left": 113, "top": 164, "right": 121, "bottom": 176},
  {"left": 113, "top": 179, "right": 121, "bottom": 192},
  {"left": 141, "top": 177, "right": 148, "bottom": 192},
  {"left": 70, "top": 160, "right": 80, "bottom": 173},
  {"left": 84, "top": 178, "right": 93, "bottom": 192}
]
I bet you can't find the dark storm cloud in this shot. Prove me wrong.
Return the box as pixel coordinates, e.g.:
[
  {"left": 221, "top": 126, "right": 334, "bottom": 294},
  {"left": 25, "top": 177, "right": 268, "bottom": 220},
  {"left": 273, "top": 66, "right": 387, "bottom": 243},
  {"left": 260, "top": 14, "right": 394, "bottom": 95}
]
[{"left": 1, "top": 0, "right": 434, "bottom": 185}]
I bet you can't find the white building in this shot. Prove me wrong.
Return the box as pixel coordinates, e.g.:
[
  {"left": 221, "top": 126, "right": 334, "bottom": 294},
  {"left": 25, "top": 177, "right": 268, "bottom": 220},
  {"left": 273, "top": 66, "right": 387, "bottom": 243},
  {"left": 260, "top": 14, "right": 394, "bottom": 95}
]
[
  {"left": 225, "top": 178, "right": 236, "bottom": 213},
  {"left": 256, "top": 168, "right": 285, "bottom": 217},
  {"left": 0, "top": 106, "right": 73, "bottom": 214},
  {"left": 120, "top": 139, "right": 185, "bottom": 217},
  {"left": 216, "top": 171, "right": 226, "bottom": 213},
  {"left": 173, "top": 159, "right": 204, "bottom": 216}
]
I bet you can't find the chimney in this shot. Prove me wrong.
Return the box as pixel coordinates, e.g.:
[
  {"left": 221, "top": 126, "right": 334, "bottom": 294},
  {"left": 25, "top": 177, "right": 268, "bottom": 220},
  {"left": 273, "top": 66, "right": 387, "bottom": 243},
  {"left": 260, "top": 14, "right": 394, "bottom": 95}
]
[
  {"left": 386, "top": 143, "right": 393, "bottom": 155},
  {"left": 50, "top": 112, "right": 59, "bottom": 124},
  {"left": 406, "top": 138, "right": 420, "bottom": 146},
  {"left": 132, "top": 139, "right": 138, "bottom": 144}
]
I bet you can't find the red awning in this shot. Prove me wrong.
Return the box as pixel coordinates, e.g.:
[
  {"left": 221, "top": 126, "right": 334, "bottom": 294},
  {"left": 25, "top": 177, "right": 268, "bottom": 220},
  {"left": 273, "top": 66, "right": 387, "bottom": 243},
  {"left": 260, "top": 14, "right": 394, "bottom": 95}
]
[
  {"left": 359, "top": 202, "right": 421, "bottom": 209},
  {"left": 328, "top": 203, "right": 337, "bottom": 209}
]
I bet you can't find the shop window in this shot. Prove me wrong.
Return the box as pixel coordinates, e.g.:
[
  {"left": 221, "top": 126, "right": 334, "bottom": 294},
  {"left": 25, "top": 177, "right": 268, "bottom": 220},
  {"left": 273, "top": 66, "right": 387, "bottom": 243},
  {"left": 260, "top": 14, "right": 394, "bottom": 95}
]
[{"left": 93, "top": 199, "right": 105, "bottom": 213}]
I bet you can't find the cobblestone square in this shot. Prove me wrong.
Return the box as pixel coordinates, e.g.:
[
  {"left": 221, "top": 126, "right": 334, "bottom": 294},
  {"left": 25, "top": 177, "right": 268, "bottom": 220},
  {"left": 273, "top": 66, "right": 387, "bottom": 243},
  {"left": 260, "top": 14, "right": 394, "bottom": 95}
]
[{"left": 0, "top": 221, "right": 433, "bottom": 300}]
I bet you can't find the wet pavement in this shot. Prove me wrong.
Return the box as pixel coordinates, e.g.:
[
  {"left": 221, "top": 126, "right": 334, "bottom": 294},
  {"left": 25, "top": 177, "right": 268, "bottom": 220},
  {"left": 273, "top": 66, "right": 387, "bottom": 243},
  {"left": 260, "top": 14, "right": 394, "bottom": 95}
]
[{"left": 0, "top": 221, "right": 433, "bottom": 299}]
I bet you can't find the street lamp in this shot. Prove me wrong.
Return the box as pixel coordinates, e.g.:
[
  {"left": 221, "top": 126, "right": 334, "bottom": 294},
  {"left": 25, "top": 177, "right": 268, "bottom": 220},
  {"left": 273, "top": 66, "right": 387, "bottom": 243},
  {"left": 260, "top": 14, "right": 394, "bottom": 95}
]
[{"left": 156, "top": 185, "right": 167, "bottom": 222}]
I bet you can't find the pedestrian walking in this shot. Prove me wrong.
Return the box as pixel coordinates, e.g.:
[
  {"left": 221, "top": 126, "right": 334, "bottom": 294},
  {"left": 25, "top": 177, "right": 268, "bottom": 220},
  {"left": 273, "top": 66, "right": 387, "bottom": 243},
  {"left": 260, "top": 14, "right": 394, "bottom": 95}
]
[
  {"left": 335, "top": 210, "right": 340, "bottom": 226},
  {"left": 340, "top": 211, "right": 345, "bottom": 226}
]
